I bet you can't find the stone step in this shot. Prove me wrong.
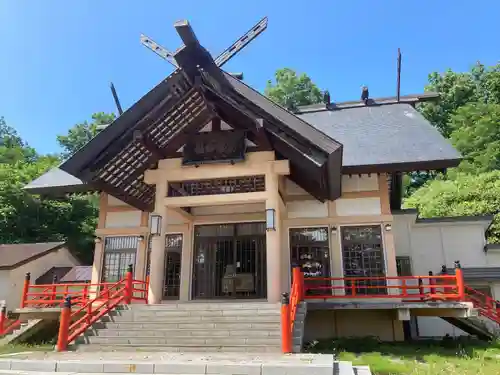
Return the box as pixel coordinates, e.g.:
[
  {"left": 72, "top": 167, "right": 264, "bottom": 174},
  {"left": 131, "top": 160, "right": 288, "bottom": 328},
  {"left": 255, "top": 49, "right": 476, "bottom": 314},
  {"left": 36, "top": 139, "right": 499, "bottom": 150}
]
[
  {"left": 76, "top": 343, "right": 283, "bottom": 353},
  {"left": 100, "top": 314, "right": 280, "bottom": 323},
  {"left": 122, "top": 302, "right": 280, "bottom": 311},
  {"left": 80, "top": 336, "right": 282, "bottom": 346},
  {"left": 109, "top": 308, "right": 281, "bottom": 318},
  {"left": 90, "top": 328, "right": 280, "bottom": 337},
  {"left": 94, "top": 321, "right": 280, "bottom": 330}
]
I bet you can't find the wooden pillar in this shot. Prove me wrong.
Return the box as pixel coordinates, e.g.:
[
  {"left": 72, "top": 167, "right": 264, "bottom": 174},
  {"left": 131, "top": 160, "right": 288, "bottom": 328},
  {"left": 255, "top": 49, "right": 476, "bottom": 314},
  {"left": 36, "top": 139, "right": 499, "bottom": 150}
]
[
  {"left": 266, "top": 167, "right": 282, "bottom": 303},
  {"left": 179, "top": 222, "right": 193, "bottom": 301},
  {"left": 148, "top": 180, "right": 168, "bottom": 304},
  {"left": 135, "top": 211, "right": 150, "bottom": 282},
  {"left": 383, "top": 222, "right": 399, "bottom": 296},
  {"left": 90, "top": 193, "right": 107, "bottom": 296}
]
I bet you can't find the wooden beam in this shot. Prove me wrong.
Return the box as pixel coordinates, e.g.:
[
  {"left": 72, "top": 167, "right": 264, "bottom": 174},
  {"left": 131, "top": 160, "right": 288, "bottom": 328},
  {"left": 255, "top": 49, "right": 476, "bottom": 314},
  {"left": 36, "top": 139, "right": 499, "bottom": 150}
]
[
  {"left": 164, "top": 191, "right": 267, "bottom": 207},
  {"left": 378, "top": 173, "right": 391, "bottom": 215},
  {"left": 169, "top": 207, "right": 194, "bottom": 222},
  {"left": 174, "top": 20, "right": 200, "bottom": 46},
  {"left": 145, "top": 159, "right": 288, "bottom": 183},
  {"left": 95, "top": 226, "right": 150, "bottom": 236},
  {"left": 107, "top": 205, "right": 138, "bottom": 212},
  {"left": 98, "top": 193, "right": 107, "bottom": 228}
]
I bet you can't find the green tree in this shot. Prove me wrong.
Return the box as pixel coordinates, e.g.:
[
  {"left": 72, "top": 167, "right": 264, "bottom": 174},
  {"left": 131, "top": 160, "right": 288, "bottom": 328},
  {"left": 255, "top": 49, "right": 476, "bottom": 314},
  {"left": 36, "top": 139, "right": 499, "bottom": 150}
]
[
  {"left": 404, "top": 171, "right": 500, "bottom": 244},
  {"left": 449, "top": 102, "right": 500, "bottom": 173},
  {"left": 0, "top": 159, "right": 98, "bottom": 264},
  {"left": 265, "top": 68, "right": 323, "bottom": 111},
  {"left": 418, "top": 62, "right": 500, "bottom": 138},
  {"left": 0, "top": 117, "right": 38, "bottom": 164},
  {"left": 57, "top": 112, "right": 115, "bottom": 158}
]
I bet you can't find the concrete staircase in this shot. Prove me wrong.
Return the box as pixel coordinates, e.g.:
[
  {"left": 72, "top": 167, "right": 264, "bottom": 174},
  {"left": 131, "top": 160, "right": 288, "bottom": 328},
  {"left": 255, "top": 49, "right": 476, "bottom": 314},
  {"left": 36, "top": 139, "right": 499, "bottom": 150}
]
[
  {"left": 0, "top": 319, "right": 47, "bottom": 345},
  {"left": 76, "top": 301, "right": 282, "bottom": 352}
]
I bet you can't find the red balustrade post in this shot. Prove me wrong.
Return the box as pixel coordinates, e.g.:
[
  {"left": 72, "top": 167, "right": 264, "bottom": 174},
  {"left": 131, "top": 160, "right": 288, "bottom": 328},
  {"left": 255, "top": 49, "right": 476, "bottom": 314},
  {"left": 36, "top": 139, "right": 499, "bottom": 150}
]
[
  {"left": 0, "top": 305, "right": 6, "bottom": 334},
  {"left": 56, "top": 296, "right": 72, "bottom": 352},
  {"left": 145, "top": 275, "right": 150, "bottom": 303},
  {"left": 280, "top": 292, "right": 291, "bottom": 353},
  {"left": 51, "top": 275, "right": 58, "bottom": 307},
  {"left": 20, "top": 273, "right": 31, "bottom": 308},
  {"left": 418, "top": 278, "right": 424, "bottom": 300},
  {"left": 292, "top": 267, "right": 302, "bottom": 300},
  {"left": 125, "top": 264, "right": 133, "bottom": 304},
  {"left": 429, "top": 271, "right": 436, "bottom": 295},
  {"left": 454, "top": 261, "right": 465, "bottom": 301}
]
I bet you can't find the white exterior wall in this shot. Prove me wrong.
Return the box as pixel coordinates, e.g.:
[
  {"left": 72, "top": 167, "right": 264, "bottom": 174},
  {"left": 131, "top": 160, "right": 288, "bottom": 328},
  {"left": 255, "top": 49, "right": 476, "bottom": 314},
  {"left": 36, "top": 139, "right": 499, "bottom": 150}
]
[
  {"left": 393, "top": 214, "right": 494, "bottom": 338},
  {"left": 4, "top": 248, "right": 80, "bottom": 310},
  {"left": 0, "top": 270, "right": 10, "bottom": 306}
]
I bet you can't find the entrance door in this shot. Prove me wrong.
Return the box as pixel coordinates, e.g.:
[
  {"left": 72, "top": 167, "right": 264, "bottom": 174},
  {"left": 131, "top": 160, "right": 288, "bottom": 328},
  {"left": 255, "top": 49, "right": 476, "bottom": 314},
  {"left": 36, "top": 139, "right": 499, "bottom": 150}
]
[
  {"left": 192, "top": 223, "right": 267, "bottom": 300},
  {"left": 163, "top": 234, "right": 183, "bottom": 300},
  {"left": 289, "top": 227, "right": 331, "bottom": 296}
]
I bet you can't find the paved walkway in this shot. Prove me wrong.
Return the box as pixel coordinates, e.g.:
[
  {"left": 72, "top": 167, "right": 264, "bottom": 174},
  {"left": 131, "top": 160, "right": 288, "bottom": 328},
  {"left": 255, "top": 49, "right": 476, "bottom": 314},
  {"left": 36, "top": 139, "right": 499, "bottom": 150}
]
[{"left": 0, "top": 351, "right": 337, "bottom": 375}]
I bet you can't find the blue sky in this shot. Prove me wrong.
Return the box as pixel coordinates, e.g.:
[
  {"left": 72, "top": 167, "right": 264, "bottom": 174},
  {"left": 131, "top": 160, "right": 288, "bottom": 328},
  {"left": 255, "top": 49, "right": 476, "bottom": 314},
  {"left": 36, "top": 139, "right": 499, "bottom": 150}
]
[{"left": 1, "top": 1, "right": 498, "bottom": 154}]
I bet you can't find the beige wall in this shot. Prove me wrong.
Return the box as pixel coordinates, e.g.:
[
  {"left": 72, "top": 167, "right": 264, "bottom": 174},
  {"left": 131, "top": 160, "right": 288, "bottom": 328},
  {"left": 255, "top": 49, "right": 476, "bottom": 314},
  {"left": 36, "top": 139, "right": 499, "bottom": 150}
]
[
  {"left": 304, "top": 309, "right": 404, "bottom": 342},
  {"left": 3, "top": 247, "right": 79, "bottom": 310},
  {"left": 95, "top": 154, "right": 396, "bottom": 302}
]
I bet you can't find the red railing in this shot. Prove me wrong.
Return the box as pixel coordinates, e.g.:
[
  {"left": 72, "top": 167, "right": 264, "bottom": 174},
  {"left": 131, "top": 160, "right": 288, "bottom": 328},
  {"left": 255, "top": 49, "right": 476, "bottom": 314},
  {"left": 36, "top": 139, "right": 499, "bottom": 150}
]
[
  {"left": 302, "top": 272, "right": 464, "bottom": 301},
  {"left": 0, "top": 306, "right": 21, "bottom": 337},
  {"left": 280, "top": 264, "right": 468, "bottom": 353},
  {"left": 55, "top": 265, "right": 149, "bottom": 351},
  {"left": 20, "top": 269, "right": 149, "bottom": 309},
  {"left": 16, "top": 265, "right": 148, "bottom": 351},
  {"left": 465, "top": 286, "right": 500, "bottom": 324}
]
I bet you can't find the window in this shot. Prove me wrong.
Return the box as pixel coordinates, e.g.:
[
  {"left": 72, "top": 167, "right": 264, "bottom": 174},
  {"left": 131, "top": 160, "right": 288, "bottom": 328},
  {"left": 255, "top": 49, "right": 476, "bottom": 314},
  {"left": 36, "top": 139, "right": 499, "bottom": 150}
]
[
  {"left": 101, "top": 236, "right": 139, "bottom": 282},
  {"left": 396, "top": 256, "right": 413, "bottom": 276}
]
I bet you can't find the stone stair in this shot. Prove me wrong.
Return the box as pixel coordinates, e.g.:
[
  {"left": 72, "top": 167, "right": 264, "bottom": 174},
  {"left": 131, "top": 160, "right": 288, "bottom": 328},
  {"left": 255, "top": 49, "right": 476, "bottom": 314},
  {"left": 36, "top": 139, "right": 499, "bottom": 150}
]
[
  {"left": 0, "top": 319, "right": 47, "bottom": 345},
  {"left": 76, "top": 301, "right": 282, "bottom": 352}
]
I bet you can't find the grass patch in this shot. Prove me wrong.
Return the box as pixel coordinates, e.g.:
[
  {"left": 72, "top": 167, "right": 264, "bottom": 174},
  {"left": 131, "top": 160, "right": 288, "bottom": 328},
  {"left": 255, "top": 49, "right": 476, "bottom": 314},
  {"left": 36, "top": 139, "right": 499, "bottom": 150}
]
[
  {"left": 305, "top": 337, "right": 500, "bottom": 375},
  {"left": 0, "top": 344, "right": 53, "bottom": 355}
]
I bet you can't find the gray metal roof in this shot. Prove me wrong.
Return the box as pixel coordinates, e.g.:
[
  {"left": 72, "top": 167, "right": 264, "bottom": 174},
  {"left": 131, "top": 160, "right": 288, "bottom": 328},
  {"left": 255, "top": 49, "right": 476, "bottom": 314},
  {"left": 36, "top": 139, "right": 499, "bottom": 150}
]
[
  {"left": 24, "top": 167, "right": 93, "bottom": 195},
  {"left": 297, "top": 103, "right": 461, "bottom": 172}
]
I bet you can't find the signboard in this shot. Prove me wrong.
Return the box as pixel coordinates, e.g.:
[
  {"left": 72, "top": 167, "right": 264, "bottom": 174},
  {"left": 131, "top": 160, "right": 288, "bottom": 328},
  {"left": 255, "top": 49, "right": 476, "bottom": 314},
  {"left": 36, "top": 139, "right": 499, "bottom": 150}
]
[{"left": 182, "top": 130, "right": 247, "bottom": 165}]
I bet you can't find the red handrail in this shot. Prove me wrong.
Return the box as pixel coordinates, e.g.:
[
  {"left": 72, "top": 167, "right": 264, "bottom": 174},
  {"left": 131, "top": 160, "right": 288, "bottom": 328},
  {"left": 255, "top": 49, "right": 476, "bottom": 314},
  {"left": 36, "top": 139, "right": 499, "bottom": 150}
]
[
  {"left": 0, "top": 306, "right": 20, "bottom": 337},
  {"left": 465, "top": 286, "right": 500, "bottom": 324},
  {"left": 55, "top": 266, "right": 149, "bottom": 351}
]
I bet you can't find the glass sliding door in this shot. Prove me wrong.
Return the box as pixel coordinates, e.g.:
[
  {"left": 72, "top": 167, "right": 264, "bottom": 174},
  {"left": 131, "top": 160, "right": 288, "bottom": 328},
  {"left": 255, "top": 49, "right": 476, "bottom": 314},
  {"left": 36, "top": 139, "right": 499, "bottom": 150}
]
[
  {"left": 289, "top": 227, "right": 331, "bottom": 296},
  {"left": 340, "top": 225, "right": 386, "bottom": 295}
]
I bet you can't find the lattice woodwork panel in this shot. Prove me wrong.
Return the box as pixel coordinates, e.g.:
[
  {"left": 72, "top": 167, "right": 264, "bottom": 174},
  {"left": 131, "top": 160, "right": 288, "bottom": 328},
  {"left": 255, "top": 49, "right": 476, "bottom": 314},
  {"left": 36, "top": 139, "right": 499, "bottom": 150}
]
[
  {"left": 94, "top": 86, "right": 210, "bottom": 210},
  {"left": 168, "top": 175, "right": 265, "bottom": 197}
]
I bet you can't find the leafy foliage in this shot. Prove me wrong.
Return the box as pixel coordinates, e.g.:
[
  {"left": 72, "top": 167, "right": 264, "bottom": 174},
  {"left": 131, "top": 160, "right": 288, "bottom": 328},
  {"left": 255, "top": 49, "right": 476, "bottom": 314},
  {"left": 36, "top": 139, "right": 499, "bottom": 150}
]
[
  {"left": 404, "top": 171, "right": 500, "bottom": 244},
  {"left": 265, "top": 68, "right": 323, "bottom": 111},
  {"left": 406, "top": 62, "right": 500, "bottom": 194},
  {"left": 449, "top": 102, "right": 500, "bottom": 173},
  {"left": 418, "top": 62, "right": 500, "bottom": 138},
  {"left": 57, "top": 112, "right": 115, "bottom": 158},
  {"left": 0, "top": 116, "right": 103, "bottom": 264},
  {"left": 0, "top": 117, "right": 37, "bottom": 164}
]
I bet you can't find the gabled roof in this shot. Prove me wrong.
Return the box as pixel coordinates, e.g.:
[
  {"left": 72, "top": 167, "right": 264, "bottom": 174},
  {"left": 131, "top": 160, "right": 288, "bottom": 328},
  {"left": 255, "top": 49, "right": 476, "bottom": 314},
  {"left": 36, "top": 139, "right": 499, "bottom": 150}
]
[
  {"left": 297, "top": 102, "right": 461, "bottom": 174},
  {"left": 0, "top": 242, "right": 66, "bottom": 270}
]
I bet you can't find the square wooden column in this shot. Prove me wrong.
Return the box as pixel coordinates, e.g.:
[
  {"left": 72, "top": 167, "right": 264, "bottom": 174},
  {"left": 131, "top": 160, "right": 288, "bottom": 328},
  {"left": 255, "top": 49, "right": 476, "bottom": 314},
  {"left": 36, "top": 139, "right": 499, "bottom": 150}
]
[
  {"left": 265, "top": 170, "right": 282, "bottom": 303},
  {"left": 148, "top": 181, "right": 168, "bottom": 304}
]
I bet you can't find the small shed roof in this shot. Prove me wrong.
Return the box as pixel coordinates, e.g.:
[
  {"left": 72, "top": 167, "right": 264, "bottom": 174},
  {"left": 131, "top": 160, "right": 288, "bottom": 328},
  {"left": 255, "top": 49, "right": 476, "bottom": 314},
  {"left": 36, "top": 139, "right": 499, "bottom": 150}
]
[{"left": 0, "top": 242, "right": 66, "bottom": 270}]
